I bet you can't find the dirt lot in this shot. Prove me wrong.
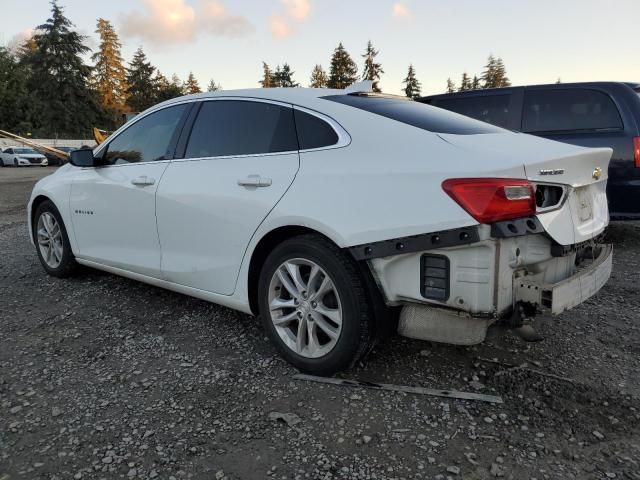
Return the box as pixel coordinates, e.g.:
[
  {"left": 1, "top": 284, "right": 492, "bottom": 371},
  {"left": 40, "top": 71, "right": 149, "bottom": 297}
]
[{"left": 1, "top": 167, "right": 639, "bottom": 480}]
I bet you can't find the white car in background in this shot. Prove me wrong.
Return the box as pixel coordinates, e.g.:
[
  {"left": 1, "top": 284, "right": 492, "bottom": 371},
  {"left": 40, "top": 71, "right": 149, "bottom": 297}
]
[
  {"left": 27, "top": 85, "right": 613, "bottom": 374},
  {"left": 1, "top": 146, "right": 48, "bottom": 167}
]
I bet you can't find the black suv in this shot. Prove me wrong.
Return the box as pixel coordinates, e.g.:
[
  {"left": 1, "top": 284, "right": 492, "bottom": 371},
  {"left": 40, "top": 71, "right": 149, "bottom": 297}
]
[{"left": 418, "top": 82, "right": 640, "bottom": 219}]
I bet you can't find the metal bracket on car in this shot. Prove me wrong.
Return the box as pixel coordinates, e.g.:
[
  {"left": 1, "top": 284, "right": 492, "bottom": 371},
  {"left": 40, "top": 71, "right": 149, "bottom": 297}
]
[
  {"left": 490, "top": 216, "right": 545, "bottom": 238},
  {"left": 349, "top": 226, "right": 480, "bottom": 261},
  {"left": 550, "top": 231, "right": 606, "bottom": 257}
]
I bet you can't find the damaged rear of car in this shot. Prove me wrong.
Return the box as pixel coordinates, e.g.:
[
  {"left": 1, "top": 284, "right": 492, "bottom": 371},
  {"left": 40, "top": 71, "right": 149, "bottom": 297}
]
[{"left": 327, "top": 96, "right": 612, "bottom": 346}]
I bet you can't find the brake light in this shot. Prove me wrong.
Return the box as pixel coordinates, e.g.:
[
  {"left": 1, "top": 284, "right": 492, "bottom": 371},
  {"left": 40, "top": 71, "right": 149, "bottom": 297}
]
[
  {"left": 442, "top": 178, "right": 536, "bottom": 224},
  {"left": 634, "top": 137, "right": 640, "bottom": 168}
]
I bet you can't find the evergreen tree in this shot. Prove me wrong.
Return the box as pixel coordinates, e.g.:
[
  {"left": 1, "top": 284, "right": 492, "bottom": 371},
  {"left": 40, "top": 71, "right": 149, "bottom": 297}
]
[
  {"left": 22, "top": 1, "right": 98, "bottom": 138},
  {"left": 184, "top": 72, "right": 201, "bottom": 94},
  {"left": 480, "top": 54, "right": 510, "bottom": 88},
  {"left": 92, "top": 18, "right": 127, "bottom": 127},
  {"left": 446, "top": 78, "right": 456, "bottom": 93},
  {"left": 328, "top": 42, "right": 358, "bottom": 89},
  {"left": 126, "top": 47, "right": 156, "bottom": 112},
  {"left": 154, "top": 71, "right": 184, "bottom": 103},
  {"left": 260, "top": 62, "right": 273, "bottom": 88},
  {"left": 459, "top": 72, "right": 472, "bottom": 91},
  {"left": 361, "top": 40, "right": 384, "bottom": 92},
  {"left": 309, "top": 64, "right": 328, "bottom": 88},
  {"left": 0, "top": 47, "right": 33, "bottom": 135},
  {"left": 14, "top": 35, "right": 38, "bottom": 60},
  {"left": 207, "top": 79, "right": 222, "bottom": 91},
  {"left": 471, "top": 75, "right": 481, "bottom": 90},
  {"left": 402, "top": 64, "right": 421, "bottom": 99},
  {"left": 272, "top": 63, "right": 298, "bottom": 87}
]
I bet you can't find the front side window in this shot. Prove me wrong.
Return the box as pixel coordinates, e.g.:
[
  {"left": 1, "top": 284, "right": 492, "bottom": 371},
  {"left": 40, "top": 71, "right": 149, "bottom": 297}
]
[
  {"left": 324, "top": 94, "right": 504, "bottom": 135},
  {"left": 523, "top": 89, "right": 623, "bottom": 133},
  {"left": 435, "top": 95, "right": 512, "bottom": 128},
  {"left": 103, "top": 104, "right": 187, "bottom": 164},
  {"left": 185, "top": 100, "right": 298, "bottom": 158}
]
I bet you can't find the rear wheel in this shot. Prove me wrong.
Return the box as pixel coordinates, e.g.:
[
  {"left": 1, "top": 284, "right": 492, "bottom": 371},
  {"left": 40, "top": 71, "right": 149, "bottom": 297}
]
[
  {"left": 258, "top": 234, "right": 372, "bottom": 375},
  {"left": 33, "top": 201, "right": 78, "bottom": 277}
]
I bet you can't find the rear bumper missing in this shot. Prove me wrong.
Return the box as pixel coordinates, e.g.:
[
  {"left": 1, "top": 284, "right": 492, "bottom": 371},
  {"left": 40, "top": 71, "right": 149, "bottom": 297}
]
[{"left": 515, "top": 244, "right": 612, "bottom": 315}]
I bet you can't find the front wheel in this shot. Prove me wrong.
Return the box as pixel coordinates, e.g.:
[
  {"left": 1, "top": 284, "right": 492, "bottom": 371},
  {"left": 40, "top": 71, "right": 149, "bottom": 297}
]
[
  {"left": 258, "top": 234, "right": 372, "bottom": 375},
  {"left": 33, "top": 201, "right": 78, "bottom": 277}
]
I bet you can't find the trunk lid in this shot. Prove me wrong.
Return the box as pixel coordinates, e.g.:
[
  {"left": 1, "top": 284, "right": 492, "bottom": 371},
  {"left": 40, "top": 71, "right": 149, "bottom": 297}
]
[{"left": 438, "top": 132, "right": 612, "bottom": 245}]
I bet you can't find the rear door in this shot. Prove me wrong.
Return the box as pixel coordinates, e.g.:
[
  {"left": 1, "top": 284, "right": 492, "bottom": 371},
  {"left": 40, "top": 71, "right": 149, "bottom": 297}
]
[
  {"left": 156, "top": 99, "right": 300, "bottom": 295},
  {"left": 521, "top": 87, "right": 634, "bottom": 216},
  {"left": 69, "top": 103, "right": 190, "bottom": 277}
]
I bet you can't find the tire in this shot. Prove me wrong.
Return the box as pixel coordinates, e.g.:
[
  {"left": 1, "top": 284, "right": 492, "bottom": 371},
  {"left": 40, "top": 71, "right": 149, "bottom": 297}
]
[
  {"left": 33, "top": 200, "right": 78, "bottom": 278},
  {"left": 14, "top": 158, "right": 18, "bottom": 167},
  {"left": 258, "top": 234, "right": 372, "bottom": 375},
  {"left": 0, "top": 159, "right": 4, "bottom": 167}
]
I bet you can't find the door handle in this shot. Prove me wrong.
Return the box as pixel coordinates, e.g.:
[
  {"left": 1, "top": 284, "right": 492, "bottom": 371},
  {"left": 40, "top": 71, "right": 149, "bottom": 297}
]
[
  {"left": 131, "top": 176, "right": 156, "bottom": 187},
  {"left": 237, "top": 175, "right": 272, "bottom": 188}
]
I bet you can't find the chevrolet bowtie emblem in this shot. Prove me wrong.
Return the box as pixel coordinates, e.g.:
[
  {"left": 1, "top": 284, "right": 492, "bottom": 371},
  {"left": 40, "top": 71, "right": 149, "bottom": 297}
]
[{"left": 592, "top": 167, "right": 602, "bottom": 180}]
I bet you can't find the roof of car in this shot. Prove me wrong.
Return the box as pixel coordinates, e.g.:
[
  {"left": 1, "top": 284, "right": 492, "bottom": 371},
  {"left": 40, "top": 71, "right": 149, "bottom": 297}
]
[
  {"left": 157, "top": 87, "right": 345, "bottom": 108},
  {"left": 419, "top": 81, "right": 640, "bottom": 100}
]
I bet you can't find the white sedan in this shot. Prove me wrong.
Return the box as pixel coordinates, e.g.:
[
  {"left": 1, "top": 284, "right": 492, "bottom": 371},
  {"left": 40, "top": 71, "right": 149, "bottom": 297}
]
[
  {"left": 27, "top": 85, "right": 613, "bottom": 374},
  {"left": 1, "top": 147, "right": 48, "bottom": 167}
]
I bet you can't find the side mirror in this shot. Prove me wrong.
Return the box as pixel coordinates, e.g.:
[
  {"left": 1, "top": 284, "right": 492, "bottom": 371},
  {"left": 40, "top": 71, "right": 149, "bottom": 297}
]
[{"left": 69, "top": 148, "right": 97, "bottom": 167}]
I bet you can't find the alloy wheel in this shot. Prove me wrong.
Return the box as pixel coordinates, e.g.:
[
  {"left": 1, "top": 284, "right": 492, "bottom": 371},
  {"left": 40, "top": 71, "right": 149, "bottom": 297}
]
[
  {"left": 37, "top": 212, "right": 63, "bottom": 268},
  {"left": 268, "top": 258, "right": 343, "bottom": 358}
]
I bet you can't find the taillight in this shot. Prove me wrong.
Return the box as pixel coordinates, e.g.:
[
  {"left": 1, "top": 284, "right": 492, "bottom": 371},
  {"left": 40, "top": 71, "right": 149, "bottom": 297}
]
[
  {"left": 442, "top": 178, "right": 536, "bottom": 224},
  {"left": 634, "top": 137, "right": 640, "bottom": 168}
]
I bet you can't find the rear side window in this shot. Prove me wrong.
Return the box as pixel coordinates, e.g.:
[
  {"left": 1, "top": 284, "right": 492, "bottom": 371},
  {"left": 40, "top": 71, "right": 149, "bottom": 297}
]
[
  {"left": 434, "top": 95, "right": 512, "bottom": 128},
  {"left": 185, "top": 100, "right": 298, "bottom": 158},
  {"left": 104, "top": 104, "right": 187, "bottom": 164},
  {"left": 523, "top": 89, "right": 623, "bottom": 133},
  {"left": 324, "top": 95, "right": 503, "bottom": 135},
  {"left": 294, "top": 110, "right": 339, "bottom": 150}
]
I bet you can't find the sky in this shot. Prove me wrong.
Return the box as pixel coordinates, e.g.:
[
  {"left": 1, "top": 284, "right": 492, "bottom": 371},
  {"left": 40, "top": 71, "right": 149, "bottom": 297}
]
[{"left": 1, "top": 0, "right": 639, "bottom": 95}]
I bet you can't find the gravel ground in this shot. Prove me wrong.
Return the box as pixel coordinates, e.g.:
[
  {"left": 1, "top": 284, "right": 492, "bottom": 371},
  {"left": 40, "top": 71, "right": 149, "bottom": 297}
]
[{"left": 1, "top": 167, "right": 639, "bottom": 480}]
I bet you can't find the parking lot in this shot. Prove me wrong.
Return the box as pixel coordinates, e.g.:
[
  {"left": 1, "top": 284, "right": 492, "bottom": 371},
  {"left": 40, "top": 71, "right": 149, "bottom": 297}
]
[{"left": 1, "top": 167, "right": 639, "bottom": 479}]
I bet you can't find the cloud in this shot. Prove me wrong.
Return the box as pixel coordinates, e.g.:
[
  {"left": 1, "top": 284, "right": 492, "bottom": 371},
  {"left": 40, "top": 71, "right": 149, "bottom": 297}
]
[
  {"left": 392, "top": 2, "right": 411, "bottom": 18},
  {"left": 269, "top": 15, "right": 291, "bottom": 39},
  {"left": 119, "top": 0, "right": 253, "bottom": 46},
  {"left": 282, "top": 0, "right": 310, "bottom": 21},
  {"left": 200, "top": 1, "right": 254, "bottom": 37},
  {"left": 7, "top": 29, "right": 34, "bottom": 54},
  {"left": 269, "top": 0, "right": 310, "bottom": 39}
]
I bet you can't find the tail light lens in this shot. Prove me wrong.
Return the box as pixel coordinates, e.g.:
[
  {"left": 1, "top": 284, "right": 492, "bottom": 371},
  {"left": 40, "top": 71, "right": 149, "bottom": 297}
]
[
  {"left": 634, "top": 137, "right": 640, "bottom": 168},
  {"left": 442, "top": 178, "right": 536, "bottom": 224}
]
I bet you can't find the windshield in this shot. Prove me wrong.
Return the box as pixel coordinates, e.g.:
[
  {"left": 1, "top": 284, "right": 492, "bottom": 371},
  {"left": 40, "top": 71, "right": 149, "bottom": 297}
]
[
  {"left": 323, "top": 94, "right": 504, "bottom": 135},
  {"left": 14, "top": 148, "right": 37, "bottom": 154}
]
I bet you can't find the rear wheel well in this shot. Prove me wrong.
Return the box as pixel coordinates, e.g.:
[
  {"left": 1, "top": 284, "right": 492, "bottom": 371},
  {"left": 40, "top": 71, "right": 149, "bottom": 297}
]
[
  {"left": 247, "top": 226, "right": 397, "bottom": 340},
  {"left": 248, "top": 226, "right": 321, "bottom": 315}
]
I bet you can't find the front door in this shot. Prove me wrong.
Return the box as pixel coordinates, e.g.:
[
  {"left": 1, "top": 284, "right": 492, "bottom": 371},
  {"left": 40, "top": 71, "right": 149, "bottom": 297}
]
[
  {"left": 69, "top": 103, "right": 189, "bottom": 277},
  {"left": 156, "top": 99, "right": 300, "bottom": 295}
]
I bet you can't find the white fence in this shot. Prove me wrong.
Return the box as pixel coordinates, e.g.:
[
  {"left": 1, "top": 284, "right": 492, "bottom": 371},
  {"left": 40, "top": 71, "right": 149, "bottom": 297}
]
[{"left": 0, "top": 138, "right": 96, "bottom": 149}]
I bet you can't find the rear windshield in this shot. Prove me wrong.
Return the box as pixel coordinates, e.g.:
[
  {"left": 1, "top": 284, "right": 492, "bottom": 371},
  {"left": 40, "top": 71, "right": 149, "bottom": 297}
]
[{"left": 323, "top": 94, "right": 504, "bottom": 135}]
